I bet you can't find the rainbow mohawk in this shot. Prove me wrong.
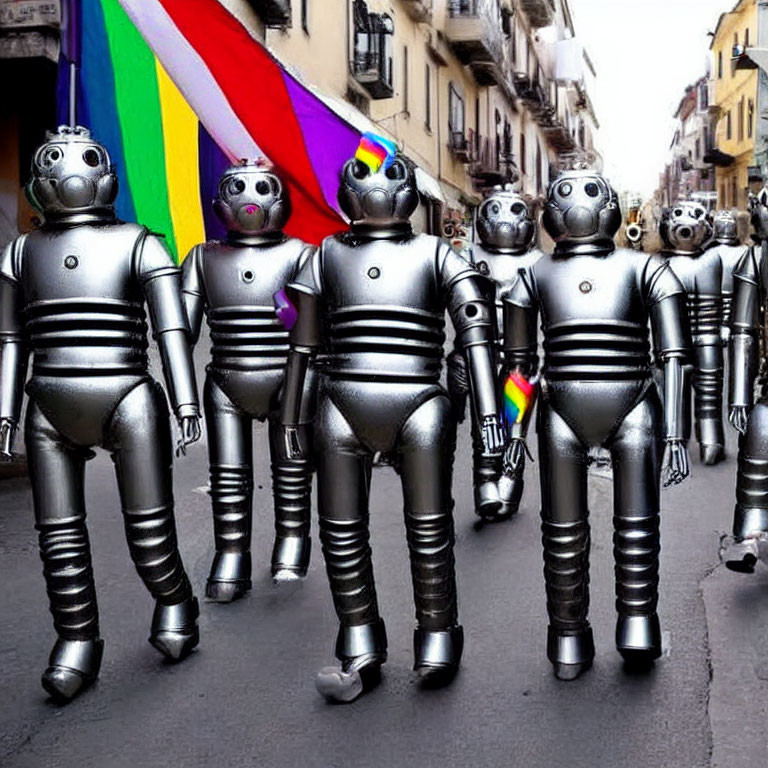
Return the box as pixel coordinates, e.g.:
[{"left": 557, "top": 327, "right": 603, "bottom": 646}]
[{"left": 355, "top": 132, "right": 398, "bottom": 174}]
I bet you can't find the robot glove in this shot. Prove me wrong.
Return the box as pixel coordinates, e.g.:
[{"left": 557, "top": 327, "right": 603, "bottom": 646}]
[
  {"left": 502, "top": 438, "right": 526, "bottom": 475},
  {"left": 729, "top": 405, "right": 749, "bottom": 435},
  {"left": 175, "top": 408, "right": 202, "bottom": 457},
  {"left": 0, "top": 418, "right": 17, "bottom": 460},
  {"left": 662, "top": 438, "right": 690, "bottom": 488}
]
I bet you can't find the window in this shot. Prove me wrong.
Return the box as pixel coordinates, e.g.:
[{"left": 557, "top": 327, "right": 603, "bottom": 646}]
[
  {"left": 695, "top": 138, "right": 701, "bottom": 160},
  {"left": 424, "top": 63, "right": 431, "bottom": 130},
  {"left": 352, "top": 2, "right": 394, "bottom": 93},
  {"left": 494, "top": 109, "right": 502, "bottom": 168},
  {"left": 746, "top": 27, "right": 750, "bottom": 47},
  {"left": 403, "top": 46, "right": 409, "bottom": 114},
  {"left": 748, "top": 99, "right": 755, "bottom": 138},
  {"left": 510, "top": 18, "right": 517, "bottom": 64},
  {"left": 726, "top": 110, "right": 732, "bottom": 140},
  {"left": 503, "top": 119, "right": 512, "bottom": 158},
  {"left": 739, "top": 96, "right": 745, "bottom": 141},
  {"left": 475, "top": 96, "right": 480, "bottom": 152},
  {"left": 699, "top": 83, "right": 708, "bottom": 110},
  {"left": 732, "top": 33, "right": 739, "bottom": 75},
  {"left": 536, "top": 142, "right": 542, "bottom": 194},
  {"left": 301, "top": 0, "right": 309, "bottom": 34},
  {"left": 449, "top": 83, "right": 465, "bottom": 135},
  {"left": 520, "top": 131, "right": 527, "bottom": 175},
  {"left": 718, "top": 50, "right": 723, "bottom": 79}
]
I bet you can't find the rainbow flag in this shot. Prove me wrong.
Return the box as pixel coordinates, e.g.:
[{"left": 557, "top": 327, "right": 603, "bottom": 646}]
[
  {"left": 355, "top": 133, "right": 397, "bottom": 174},
  {"left": 503, "top": 372, "right": 537, "bottom": 426},
  {"left": 56, "top": 0, "right": 363, "bottom": 261}
]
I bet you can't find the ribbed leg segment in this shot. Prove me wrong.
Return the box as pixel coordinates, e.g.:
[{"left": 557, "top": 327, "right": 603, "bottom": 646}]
[
  {"left": 613, "top": 512, "right": 660, "bottom": 616},
  {"left": 38, "top": 520, "right": 99, "bottom": 641},
  {"left": 734, "top": 400, "right": 768, "bottom": 537},
  {"left": 210, "top": 464, "right": 253, "bottom": 554},
  {"left": 269, "top": 420, "right": 312, "bottom": 542},
  {"left": 693, "top": 344, "right": 725, "bottom": 447},
  {"left": 542, "top": 519, "right": 591, "bottom": 632}
]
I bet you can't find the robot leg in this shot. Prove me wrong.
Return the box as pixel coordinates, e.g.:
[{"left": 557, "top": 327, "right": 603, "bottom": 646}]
[
  {"left": 723, "top": 400, "right": 768, "bottom": 572},
  {"left": 204, "top": 375, "right": 253, "bottom": 601},
  {"left": 25, "top": 401, "right": 103, "bottom": 702},
  {"left": 268, "top": 417, "right": 312, "bottom": 583},
  {"left": 608, "top": 389, "right": 663, "bottom": 667},
  {"left": 107, "top": 380, "right": 198, "bottom": 662},
  {"left": 538, "top": 401, "right": 593, "bottom": 681},
  {"left": 397, "top": 394, "right": 463, "bottom": 687},
  {"left": 693, "top": 344, "right": 725, "bottom": 465},
  {"left": 314, "top": 398, "right": 385, "bottom": 704}
]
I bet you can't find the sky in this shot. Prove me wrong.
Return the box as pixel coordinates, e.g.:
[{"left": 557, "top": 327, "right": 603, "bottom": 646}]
[{"left": 569, "top": 0, "right": 734, "bottom": 198}]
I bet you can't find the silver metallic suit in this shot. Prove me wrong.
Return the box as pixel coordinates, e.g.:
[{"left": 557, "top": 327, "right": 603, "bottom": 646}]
[
  {"left": 448, "top": 184, "right": 541, "bottom": 520},
  {"left": 182, "top": 162, "right": 315, "bottom": 599},
  {"left": 722, "top": 193, "right": 768, "bottom": 572},
  {"left": 660, "top": 203, "right": 725, "bottom": 465},
  {"left": 505, "top": 170, "right": 690, "bottom": 681},
  {"left": 707, "top": 211, "right": 747, "bottom": 339},
  {"left": 280, "top": 152, "right": 503, "bottom": 702},
  {"left": 0, "top": 127, "right": 201, "bottom": 702}
]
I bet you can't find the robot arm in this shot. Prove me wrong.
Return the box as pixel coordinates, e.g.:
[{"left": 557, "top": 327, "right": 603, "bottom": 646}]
[
  {"left": 180, "top": 245, "right": 205, "bottom": 346},
  {"left": 442, "top": 248, "right": 503, "bottom": 455},
  {"left": 645, "top": 257, "right": 691, "bottom": 484},
  {"left": 729, "top": 247, "right": 761, "bottom": 433},
  {"left": 0, "top": 239, "right": 28, "bottom": 457},
  {"left": 136, "top": 231, "right": 201, "bottom": 450},
  {"left": 279, "top": 250, "right": 323, "bottom": 459}
]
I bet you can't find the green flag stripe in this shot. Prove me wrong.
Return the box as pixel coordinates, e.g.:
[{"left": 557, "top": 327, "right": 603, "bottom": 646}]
[{"left": 99, "top": 0, "right": 177, "bottom": 257}]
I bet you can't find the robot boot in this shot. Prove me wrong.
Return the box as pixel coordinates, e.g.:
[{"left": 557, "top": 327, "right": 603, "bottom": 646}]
[
  {"left": 414, "top": 625, "right": 464, "bottom": 687},
  {"left": 547, "top": 626, "right": 595, "bottom": 681},
  {"left": 271, "top": 535, "right": 311, "bottom": 584},
  {"left": 497, "top": 459, "right": 525, "bottom": 519},
  {"left": 149, "top": 595, "right": 200, "bottom": 661},
  {"left": 42, "top": 638, "right": 104, "bottom": 703},
  {"left": 207, "top": 548, "right": 252, "bottom": 602},
  {"left": 616, "top": 613, "right": 662, "bottom": 668},
  {"left": 315, "top": 619, "right": 388, "bottom": 704}
]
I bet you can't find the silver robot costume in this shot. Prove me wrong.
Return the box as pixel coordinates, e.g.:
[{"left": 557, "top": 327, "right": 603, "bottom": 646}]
[
  {"left": 505, "top": 170, "right": 690, "bottom": 681},
  {"left": 722, "top": 191, "right": 768, "bottom": 572},
  {"left": 182, "top": 161, "right": 315, "bottom": 599},
  {"left": 707, "top": 210, "right": 747, "bottom": 340},
  {"left": 660, "top": 202, "right": 725, "bottom": 465},
  {"left": 448, "top": 184, "right": 541, "bottom": 520},
  {"left": 280, "top": 152, "right": 503, "bottom": 702},
  {"left": 0, "top": 126, "right": 201, "bottom": 702}
]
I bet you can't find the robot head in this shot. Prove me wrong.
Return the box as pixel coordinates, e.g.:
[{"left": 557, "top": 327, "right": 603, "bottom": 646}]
[
  {"left": 659, "top": 202, "right": 712, "bottom": 254},
  {"left": 337, "top": 153, "right": 418, "bottom": 229},
  {"left": 27, "top": 126, "right": 117, "bottom": 220},
  {"left": 712, "top": 210, "right": 739, "bottom": 245},
  {"left": 475, "top": 184, "right": 535, "bottom": 253},
  {"left": 751, "top": 187, "right": 768, "bottom": 242},
  {"left": 542, "top": 170, "right": 621, "bottom": 255},
  {"left": 213, "top": 160, "right": 290, "bottom": 235}
]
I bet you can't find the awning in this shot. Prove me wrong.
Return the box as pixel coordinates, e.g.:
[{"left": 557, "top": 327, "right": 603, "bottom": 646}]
[
  {"left": 415, "top": 167, "right": 445, "bottom": 203},
  {"left": 0, "top": 0, "right": 60, "bottom": 61}
]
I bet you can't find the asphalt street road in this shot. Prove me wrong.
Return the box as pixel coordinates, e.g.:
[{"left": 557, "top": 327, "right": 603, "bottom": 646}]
[{"left": 0, "top": 354, "right": 765, "bottom": 767}]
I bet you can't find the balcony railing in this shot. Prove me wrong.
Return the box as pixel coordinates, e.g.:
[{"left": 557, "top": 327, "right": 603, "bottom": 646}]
[
  {"left": 249, "top": 0, "right": 291, "bottom": 28},
  {"left": 449, "top": 130, "right": 472, "bottom": 162},
  {"left": 445, "top": 0, "right": 504, "bottom": 86},
  {"left": 401, "top": 0, "right": 432, "bottom": 22},
  {"left": 353, "top": 51, "right": 394, "bottom": 98},
  {"left": 351, "top": 4, "right": 394, "bottom": 99},
  {"left": 466, "top": 130, "right": 516, "bottom": 189},
  {"left": 518, "top": 0, "right": 555, "bottom": 28}
]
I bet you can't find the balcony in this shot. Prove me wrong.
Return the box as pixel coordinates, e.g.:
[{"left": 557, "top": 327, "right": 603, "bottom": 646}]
[
  {"left": 449, "top": 131, "right": 472, "bottom": 162},
  {"left": 519, "top": 0, "right": 555, "bottom": 28},
  {"left": 353, "top": 51, "right": 394, "bottom": 98},
  {"left": 351, "top": 5, "right": 394, "bottom": 100},
  {"left": 401, "top": 0, "right": 432, "bottom": 23},
  {"left": 541, "top": 120, "right": 576, "bottom": 153},
  {"left": 468, "top": 131, "right": 516, "bottom": 189},
  {"left": 513, "top": 73, "right": 553, "bottom": 121},
  {"left": 445, "top": 0, "right": 504, "bottom": 86},
  {"left": 249, "top": 0, "right": 291, "bottom": 28}
]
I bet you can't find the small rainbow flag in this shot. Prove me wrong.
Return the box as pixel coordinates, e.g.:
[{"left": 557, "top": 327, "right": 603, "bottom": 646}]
[
  {"left": 503, "top": 372, "right": 538, "bottom": 426},
  {"left": 355, "top": 132, "right": 397, "bottom": 174}
]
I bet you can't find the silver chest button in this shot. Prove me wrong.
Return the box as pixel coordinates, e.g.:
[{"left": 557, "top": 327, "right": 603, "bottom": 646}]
[{"left": 367, "top": 266, "right": 381, "bottom": 279}]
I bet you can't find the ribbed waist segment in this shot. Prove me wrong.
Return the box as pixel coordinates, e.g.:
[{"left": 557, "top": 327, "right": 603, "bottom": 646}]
[
  {"left": 322, "top": 305, "right": 446, "bottom": 382},
  {"left": 687, "top": 294, "right": 722, "bottom": 336},
  {"left": 208, "top": 305, "right": 289, "bottom": 371},
  {"left": 26, "top": 298, "right": 149, "bottom": 375},
  {"left": 543, "top": 320, "right": 651, "bottom": 381}
]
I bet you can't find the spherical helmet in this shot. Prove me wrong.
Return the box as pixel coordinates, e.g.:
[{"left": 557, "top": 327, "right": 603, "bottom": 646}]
[
  {"left": 659, "top": 201, "right": 712, "bottom": 254},
  {"left": 542, "top": 170, "right": 621, "bottom": 255},
  {"left": 27, "top": 125, "right": 117, "bottom": 220},
  {"left": 213, "top": 160, "right": 290, "bottom": 235},
  {"left": 751, "top": 187, "right": 768, "bottom": 242},
  {"left": 337, "top": 153, "right": 418, "bottom": 229},
  {"left": 476, "top": 184, "right": 535, "bottom": 253},
  {"left": 712, "top": 210, "right": 739, "bottom": 245}
]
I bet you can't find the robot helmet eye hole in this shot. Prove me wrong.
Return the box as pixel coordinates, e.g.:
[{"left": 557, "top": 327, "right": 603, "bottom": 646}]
[
  {"left": 694, "top": 208, "right": 704, "bottom": 218},
  {"left": 351, "top": 160, "right": 371, "bottom": 180},
  {"left": 674, "top": 208, "right": 683, "bottom": 218},
  {"left": 490, "top": 202, "right": 501, "bottom": 215},
  {"left": 40, "top": 146, "right": 62, "bottom": 167},
  {"left": 255, "top": 180, "right": 271, "bottom": 195},
  {"left": 82, "top": 148, "right": 101, "bottom": 167},
  {"left": 226, "top": 177, "right": 246, "bottom": 196},
  {"left": 584, "top": 182, "right": 600, "bottom": 198},
  {"left": 268, "top": 176, "right": 281, "bottom": 195},
  {"left": 511, "top": 202, "right": 525, "bottom": 215},
  {"left": 558, "top": 182, "right": 572, "bottom": 197},
  {"left": 384, "top": 161, "right": 406, "bottom": 181}
]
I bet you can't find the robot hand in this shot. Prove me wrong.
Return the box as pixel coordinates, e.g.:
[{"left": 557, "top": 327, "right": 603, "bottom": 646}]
[
  {"left": 663, "top": 438, "right": 690, "bottom": 487},
  {"left": 481, "top": 415, "right": 505, "bottom": 457},
  {"left": 175, "top": 406, "right": 202, "bottom": 457},
  {"left": 502, "top": 438, "right": 526, "bottom": 475},
  {"left": 729, "top": 405, "right": 749, "bottom": 435},
  {"left": 0, "top": 418, "right": 17, "bottom": 460},
  {"left": 283, "top": 425, "right": 306, "bottom": 461}
]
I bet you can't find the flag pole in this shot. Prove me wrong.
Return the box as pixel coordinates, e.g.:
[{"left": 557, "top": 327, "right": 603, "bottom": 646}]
[{"left": 65, "top": 0, "right": 79, "bottom": 127}]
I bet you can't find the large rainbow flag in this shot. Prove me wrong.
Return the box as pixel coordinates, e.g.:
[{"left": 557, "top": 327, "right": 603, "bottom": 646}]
[{"left": 56, "top": 0, "right": 363, "bottom": 261}]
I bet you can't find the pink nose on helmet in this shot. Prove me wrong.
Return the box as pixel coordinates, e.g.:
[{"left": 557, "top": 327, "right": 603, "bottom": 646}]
[{"left": 237, "top": 203, "right": 265, "bottom": 230}]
